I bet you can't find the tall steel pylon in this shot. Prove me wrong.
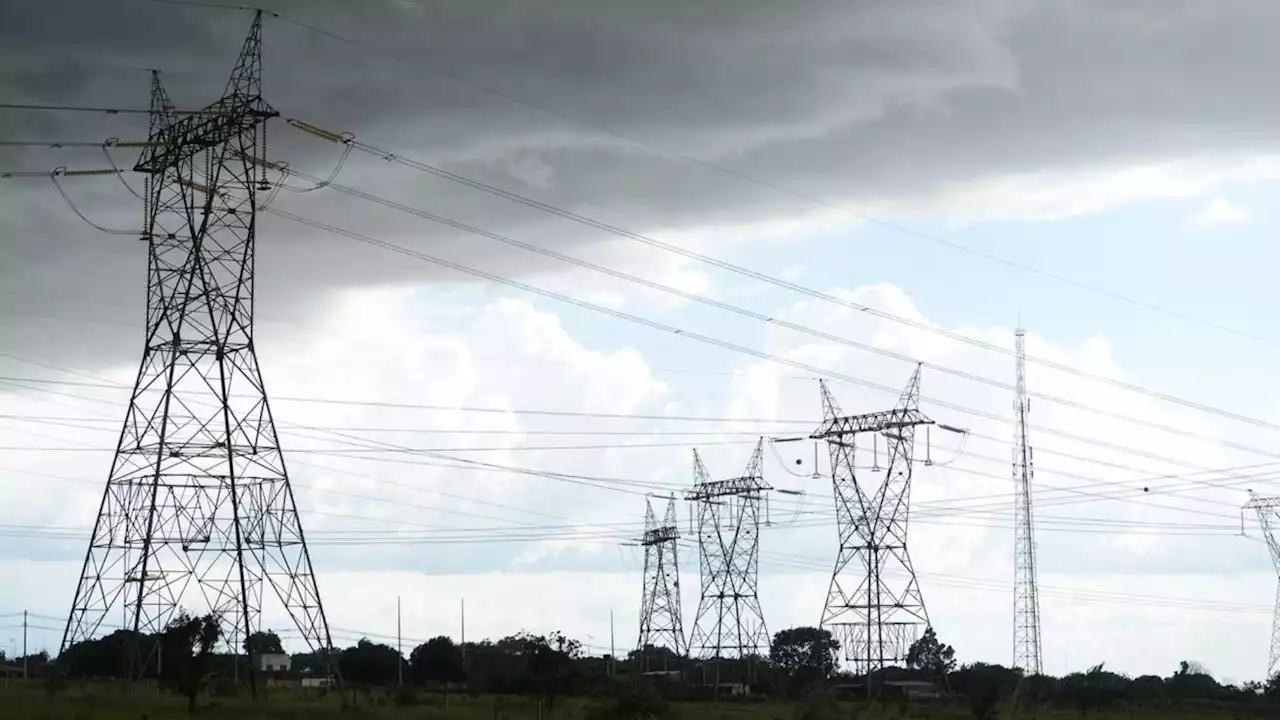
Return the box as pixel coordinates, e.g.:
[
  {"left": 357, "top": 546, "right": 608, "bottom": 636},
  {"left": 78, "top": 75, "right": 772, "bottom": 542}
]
[
  {"left": 686, "top": 441, "right": 771, "bottom": 663},
  {"left": 1012, "top": 329, "right": 1043, "bottom": 675},
  {"left": 635, "top": 495, "right": 686, "bottom": 667},
  {"left": 1244, "top": 493, "right": 1280, "bottom": 678},
  {"left": 811, "top": 365, "right": 934, "bottom": 675},
  {"left": 60, "top": 11, "right": 336, "bottom": 690}
]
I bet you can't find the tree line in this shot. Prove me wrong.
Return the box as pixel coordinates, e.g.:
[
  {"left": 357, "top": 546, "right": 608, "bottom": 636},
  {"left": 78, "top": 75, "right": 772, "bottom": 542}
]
[{"left": 48, "top": 617, "right": 1280, "bottom": 714}]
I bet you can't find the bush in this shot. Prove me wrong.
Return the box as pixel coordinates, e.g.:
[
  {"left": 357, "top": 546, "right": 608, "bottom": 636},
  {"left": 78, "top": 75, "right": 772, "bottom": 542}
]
[
  {"left": 392, "top": 685, "right": 421, "bottom": 706},
  {"left": 949, "top": 665, "right": 1013, "bottom": 720},
  {"left": 209, "top": 676, "right": 239, "bottom": 698},
  {"left": 586, "top": 684, "right": 672, "bottom": 720},
  {"left": 790, "top": 686, "right": 842, "bottom": 720},
  {"left": 43, "top": 673, "right": 67, "bottom": 700}
]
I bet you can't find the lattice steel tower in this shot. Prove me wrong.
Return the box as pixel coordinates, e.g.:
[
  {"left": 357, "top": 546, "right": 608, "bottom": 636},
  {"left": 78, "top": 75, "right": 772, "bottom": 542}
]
[
  {"left": 810, "top": 365, "right": 934, "bottom": 674},
  {"left": 1012, "top": 329, "right": 1043, "bottom": 675},
  {"left": 1244, "top": 493, "right": 1280, "bottom": 678},
  {"left": 635, "top": 495, "right": 686, "bottom": 666},
  {"left": 60, "top": 12, "right": 336, "bottom": 689},
  {"left": 686, "top": 441, "right": 771, "bottom": 661}
]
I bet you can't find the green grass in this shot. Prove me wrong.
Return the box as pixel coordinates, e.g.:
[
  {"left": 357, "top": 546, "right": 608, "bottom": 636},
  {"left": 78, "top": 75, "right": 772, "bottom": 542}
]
[{"left": 0, "top": 680, "right": 1265, "bottom": 719}]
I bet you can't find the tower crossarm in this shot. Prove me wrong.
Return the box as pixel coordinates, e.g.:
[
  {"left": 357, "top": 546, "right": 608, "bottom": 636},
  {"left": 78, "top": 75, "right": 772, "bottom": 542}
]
[
  {"left": 641, "top": 525, "right": 680, "bottom": 546},
  {"left": 810, "top": 408, "right": 932, "bottom": 440},
  {"left": 135, "top": 94, "right": 276, "bottom": 174},
  {"left": 686, "top": 475, "right": 772, "bottom": 501}
]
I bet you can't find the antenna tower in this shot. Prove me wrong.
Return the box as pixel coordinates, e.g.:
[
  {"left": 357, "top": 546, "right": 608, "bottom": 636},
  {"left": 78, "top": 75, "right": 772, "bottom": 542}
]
[
  {"left": 686, "top": 441, "right": 771, "bottom": 664},
  {"left": 1245, "top": 493, "right": 1280, "bottom": 678},
  {"left": 635, "top": 495, "right": 686, "bottom": 668},
  {"left": 810, "top": 365, "right": 935, "bottom": 676},
  {"left": 1012, "top": 329, "right": 1044, "bottom": 674},
  {"left": 60, "top": 11, "right": 337, "bottom": 691}
]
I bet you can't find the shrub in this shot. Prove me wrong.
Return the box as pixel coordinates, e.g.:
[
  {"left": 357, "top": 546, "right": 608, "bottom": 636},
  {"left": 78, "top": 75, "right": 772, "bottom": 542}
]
[{"left": 587, "top": 684, "right": 672, "bottom": 720}]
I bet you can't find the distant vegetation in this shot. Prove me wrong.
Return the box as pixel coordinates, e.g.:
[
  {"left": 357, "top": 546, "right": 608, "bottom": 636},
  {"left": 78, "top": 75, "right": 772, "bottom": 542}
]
[{"left": 6, "top": 621, "right": 1278, "bottom": 718}]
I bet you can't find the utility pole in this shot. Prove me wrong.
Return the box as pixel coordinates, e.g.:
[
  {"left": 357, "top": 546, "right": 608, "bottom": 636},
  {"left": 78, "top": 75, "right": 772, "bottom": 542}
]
[
  {"left": 1013, "top": 329, "right": 1044, "bottom": 675},
  {"left": 1244, "top": 493, "right": 1280, "bottom": 677},
  {"left": 634, "top": 494, "right": 686, "bottom": 671},
  {"left": 21, "top": 611, "right": 26, "bottom": 681},
  {"left": 687, "top": 441, "right": 771, "bottom": 679},
  {"left": 609, "top": 609, "right": 616, "bottom": 678},
  {"left": 811, "top": 365, "right": 962, "bottom": 686},
  {"left": 460, "top": 598, "right": 467, "bottom": 671},
  {"left": 58, "top": 11, "right": 339, "bottom": 697}
]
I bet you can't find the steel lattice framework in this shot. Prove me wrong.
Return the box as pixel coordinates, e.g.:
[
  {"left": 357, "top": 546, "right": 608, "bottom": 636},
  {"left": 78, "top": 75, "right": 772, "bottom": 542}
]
[
  {"left": 635, "top": 495, "right": 686, "bottom": 666},
  {"left": 60, "top": 12, "right": 336, "bottom": 689},
  {"left": 810, "top": 365, "right": 933, "bottom": 674},
  {"left": 1012, "top": 329, "right": 1044, "bottom": 675},
  {"left": 686, "top": 441, "right": 771, "bottom": 661},
  {"left": 1244, "top": 493, "right": 1280, "bottom": 678}
]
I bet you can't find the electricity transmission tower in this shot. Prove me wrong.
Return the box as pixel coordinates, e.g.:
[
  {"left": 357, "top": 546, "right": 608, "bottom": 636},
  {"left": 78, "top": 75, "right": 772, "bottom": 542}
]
[
  {"left": 811, "top": 365, "right": 939, "bottom": 676},
  {"left": 686, "top": 441, "right": 771, "bottom": 664},
  {"left": 1012, "top": 329, "right": 1044, "bottom": 675},
  {"left": 1244, "top": 493, "right": 1280, "bottom": 678},
  {"left": 635, "top": 495, "right": 686, "bottom": 667},
  {"left": 60, "top": 12, "right": 337, "bottom": 690}
]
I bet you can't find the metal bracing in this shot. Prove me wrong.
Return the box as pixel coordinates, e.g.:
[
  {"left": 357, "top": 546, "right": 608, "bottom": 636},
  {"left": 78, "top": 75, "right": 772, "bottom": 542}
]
[
  {"left": 811, "top": 365, "right": 934, "bottom": 675},
  {"left": 636, "top": 495, "right": 686, "bottom": 665},
  {"left": 1245, "top": 493, "right": 1280, "bottom": 678},
  {"left": 686, "top": 441, "right": 771, "bottom": 662},
  {"left": 1012, "top": 329, "right": 1044, "bottom": 675},
  {"left": 60, "top": 11, "right": 336, "bottom": 692}
]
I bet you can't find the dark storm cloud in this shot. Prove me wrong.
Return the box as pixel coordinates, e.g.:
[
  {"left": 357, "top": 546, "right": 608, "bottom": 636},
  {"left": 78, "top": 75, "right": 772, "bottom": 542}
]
[{"left": 3, "top": 0, "right": 1280, "bottom": 369}]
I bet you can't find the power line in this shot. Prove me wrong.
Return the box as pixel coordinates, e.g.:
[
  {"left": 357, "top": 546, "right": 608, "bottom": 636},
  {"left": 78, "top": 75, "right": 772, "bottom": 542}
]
[
  {"left": 271, "top": 123, "right": 1280, "bottom": 432},
  {"left": 259, "top": 208, "right": 1280, "bottom": 489},
  {"left": 0, "top": 439, "right": 758, "bottom": 454},
  {"left": 9, "top": 152, "right": 1280, "bottom": 469},
  {"left": 0, "top": 229, "right": 1264, "bottom": 532},
  {"left": 273, "top": 161, "right": 1280, "bottom": 451},
  {"left": 256, "top": 12, "right": 1277, "bottom": 349},
  {"left": 1, "top": 376, "right": 1276, "bottom": 505},
  {"left": 11, "top": 137, "right": 1273, "bottom": 436},
  {"left": 0, "top": 103, "right": 226, "bottom": 116},
  {"left": 4, "top": 360, "right": 1278, "bottom": 516},
  {"left": 0, "top": 376, "right": 814, "bottom": 424}
]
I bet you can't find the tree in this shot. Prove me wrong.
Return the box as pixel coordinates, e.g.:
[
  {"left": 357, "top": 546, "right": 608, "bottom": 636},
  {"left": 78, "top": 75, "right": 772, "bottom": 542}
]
[
  {"left": 769, "top": 626, "right": 839, "bottom": 695},
  {"left": 290, "top": 648, "right": 327, "bottom": 675},
  {"left": 629, "top": 643, "right": 682, "bottom": 673},
  {"left": 246, "top": 630, "right": 284, "bottom": 655},
  {"left": 512, "top": 631, "right": 581, "bottom": 710},
  {"left": 1128, "top": 674, "right": 1165, "bottom": 704},
  {"left": 1168, "top": 660, "right": 1220, "bottom": 700},
  {"left": 338, "top": 639, "right": 402, "bottom": 696},
  {"left": 949, "top": 663, "right": 1020, "bottom": 720},
  {"left": 905, "top": 626, "right": 955, "bottom": 677},
  {"left": 1265, "top": 671, "right": 1280, "bottom": 702},
  {"left": 1178, "top": 660, "right": 1211, "bottom": 676},
  {"left": 410, "top": 636, "right": 466, "bottom": 702},
  {"left": 158, "top": 612, "right": 222, "bottom": 713}
]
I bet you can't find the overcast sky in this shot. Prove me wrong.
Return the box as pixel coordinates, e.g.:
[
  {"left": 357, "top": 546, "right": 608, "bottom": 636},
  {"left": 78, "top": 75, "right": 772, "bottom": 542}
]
[{"left": 3, "top": 0, "right": 1280, "bottom": 683}]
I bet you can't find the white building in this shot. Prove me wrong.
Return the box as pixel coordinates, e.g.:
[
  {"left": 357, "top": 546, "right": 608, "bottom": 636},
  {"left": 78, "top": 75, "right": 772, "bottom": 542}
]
[{"left": 257, "top": 653, "right": 292, "bottom": 673}]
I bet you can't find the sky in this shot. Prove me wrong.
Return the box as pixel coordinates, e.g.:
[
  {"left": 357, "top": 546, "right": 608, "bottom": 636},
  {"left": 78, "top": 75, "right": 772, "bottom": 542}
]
[{"left": 2, "top": 0, "right": 1280, "bottom": 684}]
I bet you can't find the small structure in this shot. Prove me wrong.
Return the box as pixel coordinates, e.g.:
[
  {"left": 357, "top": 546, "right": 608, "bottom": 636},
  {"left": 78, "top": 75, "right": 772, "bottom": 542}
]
[
  {"left": 714, "top": 682, "right": 748, "bottom": 697},
  {"left": 884, "top": 679, "right": 942, "bottom": 700},
  {"left": 257, "top": 653, "right": 292, "bottom": 673}
]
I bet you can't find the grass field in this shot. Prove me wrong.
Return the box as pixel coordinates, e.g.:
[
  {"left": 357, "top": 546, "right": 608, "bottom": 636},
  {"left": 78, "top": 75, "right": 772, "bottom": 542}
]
[{"left": 0, "top": 680, "right": 1271, "bottom": 719}]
